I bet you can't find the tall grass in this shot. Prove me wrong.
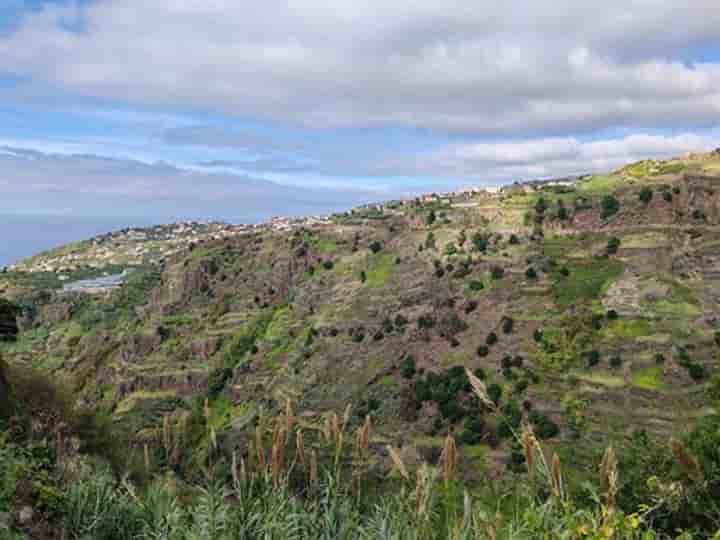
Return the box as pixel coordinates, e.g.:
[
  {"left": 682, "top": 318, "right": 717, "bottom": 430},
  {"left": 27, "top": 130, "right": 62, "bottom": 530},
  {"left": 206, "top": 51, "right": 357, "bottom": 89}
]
[{"left": 57, "top": 387, "right": 697, "bottom": 540}]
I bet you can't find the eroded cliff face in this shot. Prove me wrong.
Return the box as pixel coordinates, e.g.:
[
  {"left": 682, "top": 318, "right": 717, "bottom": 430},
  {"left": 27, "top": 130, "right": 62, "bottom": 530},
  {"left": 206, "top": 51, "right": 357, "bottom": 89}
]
[{"left": 0, "top": 299, "right": 19, "bottom": 415}]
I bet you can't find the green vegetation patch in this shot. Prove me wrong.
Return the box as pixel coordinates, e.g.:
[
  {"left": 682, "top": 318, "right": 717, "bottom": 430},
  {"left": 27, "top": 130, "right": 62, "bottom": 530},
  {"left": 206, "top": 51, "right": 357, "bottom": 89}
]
[
  {"left": 366, "top": 253, "right": 396, "bottom": 288},
  {"left": 601, "top": 318, "right": 655, "bottom": 341},
  {"left": 632, "top": 366, "right": 665, "bottom": 391},
  {"left": 552, "top": 259, "right": 623, "bottom": 306}
]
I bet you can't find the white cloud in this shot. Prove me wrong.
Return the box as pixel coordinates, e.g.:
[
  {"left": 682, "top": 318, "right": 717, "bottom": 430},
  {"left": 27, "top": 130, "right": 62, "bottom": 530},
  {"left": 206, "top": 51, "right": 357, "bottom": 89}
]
[
  {"left": 393, "top": 133, "right": 718, "bottom": 182},
  {"left": 0, "top": 1, "right": 719, "bottom": 134}
]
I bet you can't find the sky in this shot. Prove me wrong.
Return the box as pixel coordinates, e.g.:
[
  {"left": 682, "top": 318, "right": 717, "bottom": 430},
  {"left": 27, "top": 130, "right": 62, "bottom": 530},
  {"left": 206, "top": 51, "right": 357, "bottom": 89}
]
[{"left": 0, "top": 0, "right": 719, "bottom": 222}]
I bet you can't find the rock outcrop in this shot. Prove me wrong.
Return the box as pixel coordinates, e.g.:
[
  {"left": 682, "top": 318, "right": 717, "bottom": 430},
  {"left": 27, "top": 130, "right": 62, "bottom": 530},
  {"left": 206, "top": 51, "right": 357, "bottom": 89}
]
[{"left": 0, "top": 299, "right": 19, "bottom": 416}]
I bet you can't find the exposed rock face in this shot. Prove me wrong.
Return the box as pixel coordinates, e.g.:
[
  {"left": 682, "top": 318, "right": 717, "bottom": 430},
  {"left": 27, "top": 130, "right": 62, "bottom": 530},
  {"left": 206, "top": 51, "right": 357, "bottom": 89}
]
[
  {"left": 0, "top": 299, "right": 19, "bottom": 415},
  {"left": 0, "top": 300, "right": 19, "bottom": 342}
]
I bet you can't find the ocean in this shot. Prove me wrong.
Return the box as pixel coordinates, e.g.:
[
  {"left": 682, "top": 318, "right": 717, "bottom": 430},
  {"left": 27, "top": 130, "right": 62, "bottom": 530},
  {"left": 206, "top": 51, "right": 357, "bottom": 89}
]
[{"left": 0, "top": 214, "right": 146, "bottom": 268}]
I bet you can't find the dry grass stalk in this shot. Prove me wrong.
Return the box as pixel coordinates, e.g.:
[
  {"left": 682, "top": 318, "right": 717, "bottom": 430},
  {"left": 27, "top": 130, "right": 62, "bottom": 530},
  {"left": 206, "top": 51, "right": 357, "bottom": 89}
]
[
  {"left": 550, "top": 453, "right": 565, "bottom": 501},
  {"left": 144, "top": 443, "right": 151, "bottom": 474},
  {"left": 600, "top": 445, "right": 618, "bottom": 511},
  {"left": 387, "top": 445, "right": 410, "bottom": 481},
  {"left": 341, "top": 403, "right": 352, "bottom": 433},
  {"left": 414, "top": 463, "right": 433, "bottom": 518},
  {"left": 271, "top": 420, "right": 286, "bottom": 488},
  {"left": 285, "top": 399, "right": 294, "bottom": 435},
  {"left": 232, "top": 450, "right": 239, "bottom": 489},
  {"left": 255, "top": 425, "right": 267, "bottom": 472},
  {"left": 310, "top": 449, "right": 319, "bottom": 486},
  {"left": 296, "top": 429, "right": 306, "bottom": 466},
  {"left": 323, "top": 415, "right": 332, "bottom": 444},
  {"left": 204, "top": 398, "right": 210, "bottom": 421},
  {"left": 439, "top": 432, "right": 459, "bottom": 483},
  {"left": 670, "top": 438, "right": 701, "bottom": 480},
  {"left": 355, "top": 415, "right": 372, "bottom": 457},
  {"left": 331, "top": 412, "right": 341, "bottom": 444},
  {"left": 465, "top": 368, "right": 496, "bottom": 409},
  {"left": 521, "top": 428, "right": 536, "bottom": 476},
  {"left": 163, "top": 415, "right": 171, "bottom": 460}
]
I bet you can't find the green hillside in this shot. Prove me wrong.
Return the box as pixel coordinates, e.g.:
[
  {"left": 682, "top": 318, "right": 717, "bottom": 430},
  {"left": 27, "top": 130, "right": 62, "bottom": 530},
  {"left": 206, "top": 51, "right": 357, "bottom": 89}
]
[{"left": 2, "top": 151, "right": 720, "bottom": 538}]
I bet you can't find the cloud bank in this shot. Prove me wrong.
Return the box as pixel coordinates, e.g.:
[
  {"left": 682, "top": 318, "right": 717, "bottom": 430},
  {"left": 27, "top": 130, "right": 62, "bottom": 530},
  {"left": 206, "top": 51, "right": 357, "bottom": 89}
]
[{"left": 1, "top": 0, "right": 719, "bottom": 135}]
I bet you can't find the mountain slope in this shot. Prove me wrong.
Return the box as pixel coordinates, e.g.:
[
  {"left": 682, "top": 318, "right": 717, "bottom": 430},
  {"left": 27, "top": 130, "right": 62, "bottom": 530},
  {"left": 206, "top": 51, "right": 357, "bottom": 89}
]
[{"left": 2, "top": 150, "right": 720, "bottom": 483}]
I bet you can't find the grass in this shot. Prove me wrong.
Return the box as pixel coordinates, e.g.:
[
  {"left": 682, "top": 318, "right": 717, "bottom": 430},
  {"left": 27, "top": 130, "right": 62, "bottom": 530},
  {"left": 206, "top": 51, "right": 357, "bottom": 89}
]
[
  {"left": 575, "top": 371, "right": 625, "bottom": 388},
  {"left": 366, "top": 253, "right": 396, "bottom": 288},
  {"left": 552, "top": 258, "right": 624, "bottom": 306},
  {"left": 577, "top": 174, "right": 624, "bottom": 195},
  {"left": 632, "top": 366, "right": 665, "bottom": 391},
  {"left": 601, "top": 318, "right": 655, "bottom": 341}
]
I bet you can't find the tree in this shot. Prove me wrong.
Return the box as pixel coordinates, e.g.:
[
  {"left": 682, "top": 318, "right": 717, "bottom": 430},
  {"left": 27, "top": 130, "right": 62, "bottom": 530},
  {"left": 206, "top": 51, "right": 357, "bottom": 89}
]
[
  {"left": 525, "top": 267, "right": 537, "bottom": 279},
  {"left": 606, "top": 236, "right": 621, "bottom": 255},
  {"left": 639, "top": 187, "right": 653, "bottom": 204},
  {"left": 369, "top": 240, "right": 383, "bottom": 254},
  {"left": 601, "top": 195, "right": 620, "bottom": 219},
  {"left": 400, "top": 355, "right": 417, "bottom": 379},
  {"left": 426, "top": 210, "right": 437, "bottom": 226}
]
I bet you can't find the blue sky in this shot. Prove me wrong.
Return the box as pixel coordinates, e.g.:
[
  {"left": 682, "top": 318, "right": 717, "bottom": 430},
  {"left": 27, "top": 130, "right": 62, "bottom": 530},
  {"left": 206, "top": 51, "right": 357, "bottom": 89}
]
[{"left": 0, "top": 0, "right": 719, "bottom": 222}]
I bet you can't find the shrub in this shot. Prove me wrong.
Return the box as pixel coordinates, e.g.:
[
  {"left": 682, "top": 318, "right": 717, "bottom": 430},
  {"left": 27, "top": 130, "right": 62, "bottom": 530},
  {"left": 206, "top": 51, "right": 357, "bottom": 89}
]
[
  {"left": 425, "top": 232, "right": 436, "bottom": 250},
  {"left": 533, "top": 328, "right": 543, "bottom": 342},
  {"left": 322, "top": 259, "right": 334, "bottom": 270},
  {"left": 655, "top": 353, "right": 665, "bottom": 364},
  {"left": 486, "top": 332, "right": 498, "bottom": 346},
  {"left": 693, "top": 209, "right": 706, "bottom": 221},
  {"left": 490, "top": 266, "right": 504, "bottom": 279},
  {"left": 530, "top": 411, "right": 560, "bottom": 439},
  {"left": 610, "top": 355, "right": 623, "bottom": 368},
  {"left": 535, "top": 197, "right": 548, "bottom": 214},
  {"left": 501, "top": 355, "right": 513, "bottom": 370},
  {"left": 487, "top": 383, "right": 502, "bottom": 405},
  {"left": 509, "top": 234, "right": 519, "bottom": 245},
  {"left": 476, "top": 345, "right": 489, "bottom": 357},
  {"left": 501, "top": 317, "right": 514, "bottom": 334},
  {"left": 587, "top": 350, "right": 600, "bottom": 367},
  {"left": 400, "top": 355, "right": 417, "bottom": 379},
  {"left": 688, "top": 363, "right": 706, "bottom": 381},
  {"left": 557, "top": 205, "right": 569, "bottom": 221},
  {"left": 601, "top": 195, "right": 620, "bottom": 219},
  {"left": 512, "top": 355, "right": 524, "bottom": 368},
  {"left": 417, "top": 314, "right": 436, "bottom": 329},
  {"left": 426, "top": 210, "right": 436, "bottom": 226},
  {"left": 606, "top": 236, "right": 621, "bottom": 255},
  {"left": 473, "top": 367, "right": 486, "bottom": 380},
  {"left": 368, "top": 241, "right": 383, "bottom": 254},
  {"left": 639, "top": 187, "right": 653, "bottom": 204},
  {"left": 606, "top": 309, "right": 619, "bottom": 320},
  {"left": 662, "top": 191, "right": 673, "bottom": 202},
  {"left": 673, "top": 185, "right": 681, "bottom": 194},
  {"left": 514, "top": 379, "right": 529, "bottom": 394},
  {"left": 525, "top": 267, "right": 537, "bottom": 280},
  {"left": 559, "top": 266, "right": 570, "bottom": 277},
  {"left": 468, "top": 280, "right": 484, "bottom": 291},
  {"left": 360, "top": 270, "right": 367, "bottom": 283},
  {"left": 394, "top": 314, "right": 408, "bottom": 327},
  {"left": 472, "top": 232, "right": 489, "bottom": 253}
]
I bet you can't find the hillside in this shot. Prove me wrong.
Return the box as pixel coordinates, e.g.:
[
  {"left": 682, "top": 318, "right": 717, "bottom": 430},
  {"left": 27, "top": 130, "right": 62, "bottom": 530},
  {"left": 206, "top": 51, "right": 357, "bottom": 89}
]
[{"left": 2, "top": 150, "right": 720, "bottom": 537}]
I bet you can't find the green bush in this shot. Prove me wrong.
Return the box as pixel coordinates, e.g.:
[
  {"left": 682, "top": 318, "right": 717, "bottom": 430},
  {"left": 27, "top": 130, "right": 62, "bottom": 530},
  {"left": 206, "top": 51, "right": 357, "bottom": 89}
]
[
  {"left": 606, "top": 236, "right": 621, "bottom": 255},
  {"left": 601, "top": 195, "right": 620, "bottom": 219},
  {"left": 486, "top": 332, "right": 498, "bottom": 346},
  {"left": 525, "top": 267, "right": 537, "bottom": 279},
  {"left": 639, "top": 187, "right": 653, "bottom": 204},
  {"left": 400, "top": 355, "right": 416, "bottom": 379}
]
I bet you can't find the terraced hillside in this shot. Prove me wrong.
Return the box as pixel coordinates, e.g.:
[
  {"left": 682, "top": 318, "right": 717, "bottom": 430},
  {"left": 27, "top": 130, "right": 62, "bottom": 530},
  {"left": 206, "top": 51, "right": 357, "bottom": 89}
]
[{"left": 3, "top": 150, "right": 720, "bottom": 484}]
